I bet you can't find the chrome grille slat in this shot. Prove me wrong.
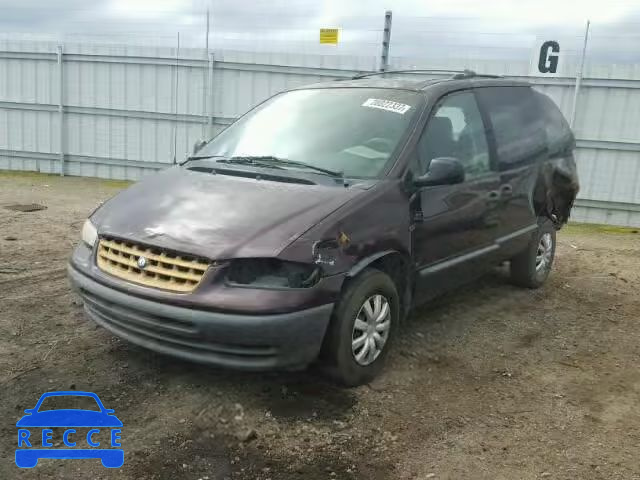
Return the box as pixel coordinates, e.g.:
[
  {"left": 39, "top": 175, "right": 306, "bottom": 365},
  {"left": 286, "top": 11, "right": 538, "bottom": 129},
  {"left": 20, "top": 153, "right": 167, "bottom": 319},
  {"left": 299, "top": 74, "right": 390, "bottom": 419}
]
[
  {"left": 99, "top": 249, "right": 203, "bottom": 281},
  {"left": 97, "top": 237, "right": 210, "bottom": 292},
  {"left": 100, "top": 238, "right": 209, "bottom": 271}
]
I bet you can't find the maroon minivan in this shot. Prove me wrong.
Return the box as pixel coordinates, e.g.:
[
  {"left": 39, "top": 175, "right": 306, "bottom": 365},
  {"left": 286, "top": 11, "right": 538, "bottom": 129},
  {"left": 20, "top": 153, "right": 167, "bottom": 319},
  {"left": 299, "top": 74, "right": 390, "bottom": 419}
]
[{"left": 68, "top": 71, "right": 579, "bottom": 386}]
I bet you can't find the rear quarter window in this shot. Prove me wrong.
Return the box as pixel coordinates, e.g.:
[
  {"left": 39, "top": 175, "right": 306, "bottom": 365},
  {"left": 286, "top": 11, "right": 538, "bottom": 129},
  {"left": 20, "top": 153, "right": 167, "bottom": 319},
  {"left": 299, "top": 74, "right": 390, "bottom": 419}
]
[
  {"left": 532, "top": 90, "right": 575, "bottom": 156},
  {"left": 476, "top": 86, "right": 546, "bottom": 170}
]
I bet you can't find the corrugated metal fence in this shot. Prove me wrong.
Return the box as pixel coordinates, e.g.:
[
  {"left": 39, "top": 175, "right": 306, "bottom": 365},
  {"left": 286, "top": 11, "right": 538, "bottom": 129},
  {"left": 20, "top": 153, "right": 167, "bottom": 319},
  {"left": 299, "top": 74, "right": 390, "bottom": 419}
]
[{"left": 1, "top": 39, "right": 639, "bottom": 227}]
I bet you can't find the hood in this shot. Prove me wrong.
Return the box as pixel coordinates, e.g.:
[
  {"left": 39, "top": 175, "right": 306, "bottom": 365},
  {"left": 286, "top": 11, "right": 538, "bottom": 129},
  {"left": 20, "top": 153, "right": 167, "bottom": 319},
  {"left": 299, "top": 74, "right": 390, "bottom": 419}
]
[
  {"left": 92, "top": 167, "right": 366, "bottom": 259},
  {"left": 16, "top": 410, "right": 123, "bottom": 428}
]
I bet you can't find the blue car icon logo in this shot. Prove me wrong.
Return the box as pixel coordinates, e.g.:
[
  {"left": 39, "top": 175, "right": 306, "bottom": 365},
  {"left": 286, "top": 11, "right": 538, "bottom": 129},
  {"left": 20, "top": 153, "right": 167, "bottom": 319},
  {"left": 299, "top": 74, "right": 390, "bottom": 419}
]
[{"left": 16, "top": 391, "right": 123, "bottom": 468}]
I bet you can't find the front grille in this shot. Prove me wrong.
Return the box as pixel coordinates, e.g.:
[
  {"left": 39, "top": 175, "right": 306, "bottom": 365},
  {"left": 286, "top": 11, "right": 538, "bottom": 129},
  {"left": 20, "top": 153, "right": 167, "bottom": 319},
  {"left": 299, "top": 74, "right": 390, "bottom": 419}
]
[{"left": 96, "top": 237, "right": 210, "bottom": 292}]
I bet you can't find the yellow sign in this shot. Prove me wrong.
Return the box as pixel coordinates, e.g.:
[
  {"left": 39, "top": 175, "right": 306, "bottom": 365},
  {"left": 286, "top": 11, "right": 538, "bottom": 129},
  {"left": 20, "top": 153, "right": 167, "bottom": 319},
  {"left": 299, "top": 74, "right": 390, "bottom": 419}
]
[{"left": 320, "top": 28, "right": 339, "bottom": 45}]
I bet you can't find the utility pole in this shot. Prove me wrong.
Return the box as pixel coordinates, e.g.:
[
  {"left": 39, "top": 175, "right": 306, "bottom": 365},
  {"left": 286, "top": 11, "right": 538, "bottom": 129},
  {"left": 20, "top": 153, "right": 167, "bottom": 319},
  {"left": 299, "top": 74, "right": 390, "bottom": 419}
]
[
  {"left": 173, "top": 32, "right": 180, "bottom": 164},
  {"left": 206, "top": 7, "right": 210, "bottom": 52},
  {"left": 203, "top": 7, "right": 210, "bottom": 138},
  {"left": 379, "top": 11, "right": 392, "bottom": 72},
  {"left": 570, "top": 20, "right": 590, "bottom": 128},
  {"left": 57, "top": 44, "right": 65, "bottom": 176}
]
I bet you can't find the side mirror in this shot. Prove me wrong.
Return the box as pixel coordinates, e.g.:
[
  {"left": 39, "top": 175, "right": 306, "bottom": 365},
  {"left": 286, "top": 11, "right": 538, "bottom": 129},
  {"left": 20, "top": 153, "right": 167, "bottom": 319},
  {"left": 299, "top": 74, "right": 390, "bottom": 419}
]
[
  {"left": 192, "top": 139, "right": 207, "bottom": 155},
  {"left": 414, "top": 157, "right": 464, "bottom": 188},
  {"left": 24, "top": 409, "right": 34, "bottom": 414}
]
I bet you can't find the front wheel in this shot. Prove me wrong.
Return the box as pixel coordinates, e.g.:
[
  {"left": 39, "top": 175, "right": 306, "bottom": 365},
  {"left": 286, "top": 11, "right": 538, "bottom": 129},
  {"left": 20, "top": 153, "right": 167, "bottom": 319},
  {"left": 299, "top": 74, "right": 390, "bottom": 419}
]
[
  {"left": 320, "top": 269, "right": 399, "bottom": 387},
  {"left": 510, "top": 219, "right": 556, "bottom": 288}
]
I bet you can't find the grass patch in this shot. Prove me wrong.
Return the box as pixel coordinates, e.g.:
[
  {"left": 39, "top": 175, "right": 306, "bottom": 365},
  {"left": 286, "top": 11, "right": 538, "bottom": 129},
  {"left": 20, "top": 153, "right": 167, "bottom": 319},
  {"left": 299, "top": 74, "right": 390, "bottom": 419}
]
[
  {"left": 0, "top": 170, "right": 133, "bottom": 189},
  {"left": 0, "top": 170, "right": 59, "bottom": 179},
  {"left": 564, "top": 222, "right": 639, "bottom": 235},
  {"left": 93, "top": 179, "right": 133, "bottom": 189}
]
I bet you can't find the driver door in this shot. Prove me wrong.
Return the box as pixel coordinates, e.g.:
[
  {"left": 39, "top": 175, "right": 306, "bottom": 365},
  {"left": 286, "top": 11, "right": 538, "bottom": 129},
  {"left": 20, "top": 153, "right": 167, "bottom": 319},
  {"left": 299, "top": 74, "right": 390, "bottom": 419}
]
[{"left": 411, "top": 90, "right": 501, "bottom": 302}]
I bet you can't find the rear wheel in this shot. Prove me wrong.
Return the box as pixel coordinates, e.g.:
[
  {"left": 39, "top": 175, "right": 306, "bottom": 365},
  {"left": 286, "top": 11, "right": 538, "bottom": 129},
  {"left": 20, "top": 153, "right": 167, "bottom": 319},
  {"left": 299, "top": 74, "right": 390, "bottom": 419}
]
[
  {"left": 321, "top": 269, "right": 398, "bottom": 387},
  {"left": 510, "top": 219, "right": 556, "bottom": 288}
]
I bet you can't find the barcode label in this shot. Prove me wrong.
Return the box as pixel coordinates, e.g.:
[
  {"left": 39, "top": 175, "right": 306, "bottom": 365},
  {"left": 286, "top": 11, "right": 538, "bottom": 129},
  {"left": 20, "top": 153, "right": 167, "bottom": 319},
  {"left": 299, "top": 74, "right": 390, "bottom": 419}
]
[{"left": 362, "top": 98, "right": 411, "bottom": 115}]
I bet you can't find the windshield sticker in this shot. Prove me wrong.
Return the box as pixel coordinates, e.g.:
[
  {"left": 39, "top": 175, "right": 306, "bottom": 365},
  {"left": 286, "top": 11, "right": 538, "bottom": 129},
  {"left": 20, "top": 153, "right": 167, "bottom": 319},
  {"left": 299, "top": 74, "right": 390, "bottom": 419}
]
[{"left": 362, "top": 98, "right": 411, "bottom": 115}]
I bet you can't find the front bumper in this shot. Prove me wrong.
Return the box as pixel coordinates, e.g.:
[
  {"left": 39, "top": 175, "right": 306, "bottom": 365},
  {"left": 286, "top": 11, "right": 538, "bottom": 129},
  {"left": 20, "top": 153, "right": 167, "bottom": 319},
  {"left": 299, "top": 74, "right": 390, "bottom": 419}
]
[{"left": 68, "top": 264, "right": 334, "bottom": 370}]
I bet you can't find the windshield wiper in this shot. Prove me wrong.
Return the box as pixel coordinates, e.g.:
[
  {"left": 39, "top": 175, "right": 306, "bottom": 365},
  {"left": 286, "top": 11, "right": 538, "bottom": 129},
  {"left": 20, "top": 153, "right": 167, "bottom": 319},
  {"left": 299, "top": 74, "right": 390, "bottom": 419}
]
[
  {"left": 213, "top": 156, "right": 286, "bottom": 170},
  {"left": 180, "top": 154, "right": 228, "bottom": 165},
  {"left": 231, "top": 156, "right": 343, "bottom": 177},
  {"left": 184, "top": 155, "right": 343, "bottom": 178}
]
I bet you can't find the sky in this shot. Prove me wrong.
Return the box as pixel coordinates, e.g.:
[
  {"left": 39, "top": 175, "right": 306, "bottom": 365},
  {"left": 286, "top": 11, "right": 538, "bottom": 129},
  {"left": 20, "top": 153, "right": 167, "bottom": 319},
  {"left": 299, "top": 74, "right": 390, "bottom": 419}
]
[{"left": 1, "top": 0, "right": 640, "bottom": 62}]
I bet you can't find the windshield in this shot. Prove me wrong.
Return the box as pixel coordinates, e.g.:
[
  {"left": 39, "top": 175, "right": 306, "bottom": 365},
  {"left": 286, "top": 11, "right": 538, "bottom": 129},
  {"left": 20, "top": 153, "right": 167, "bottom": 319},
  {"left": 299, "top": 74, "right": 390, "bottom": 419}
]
[{"left": 197, "top": 88, "right": 423, "bottom": 178}]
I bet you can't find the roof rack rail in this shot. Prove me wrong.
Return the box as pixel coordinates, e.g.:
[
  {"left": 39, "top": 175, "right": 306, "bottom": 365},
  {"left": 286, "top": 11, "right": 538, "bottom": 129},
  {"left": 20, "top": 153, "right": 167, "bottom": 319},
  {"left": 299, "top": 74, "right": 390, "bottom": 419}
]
[
  {"left": 451, "top": 70, "right": 501, "bottom": 79},
  {"left": 351, "top": 69, "right": 468, "bottom": 79},
  {"left": 351, "top": 69, "right": 501, "bottom": 80}
]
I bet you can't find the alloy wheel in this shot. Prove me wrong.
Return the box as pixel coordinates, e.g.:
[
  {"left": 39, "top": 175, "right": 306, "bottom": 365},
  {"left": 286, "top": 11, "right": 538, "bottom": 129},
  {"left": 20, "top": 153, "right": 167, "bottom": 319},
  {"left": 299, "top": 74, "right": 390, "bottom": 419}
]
[{"left": 535, "top": 232, "right": 553, "bottom": 272}]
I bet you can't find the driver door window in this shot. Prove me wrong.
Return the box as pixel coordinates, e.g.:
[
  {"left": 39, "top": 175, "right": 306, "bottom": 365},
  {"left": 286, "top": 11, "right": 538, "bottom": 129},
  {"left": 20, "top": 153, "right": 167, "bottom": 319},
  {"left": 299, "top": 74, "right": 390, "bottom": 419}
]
[{"left": 418, "top": 91, "right": 490, "bottom": 179}]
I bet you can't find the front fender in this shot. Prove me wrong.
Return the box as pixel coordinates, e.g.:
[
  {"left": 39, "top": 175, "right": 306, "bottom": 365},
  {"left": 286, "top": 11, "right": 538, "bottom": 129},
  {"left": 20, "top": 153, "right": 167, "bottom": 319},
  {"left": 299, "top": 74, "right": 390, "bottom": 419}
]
[{"left": 347, "top": 250, "right": 400, "bottom": 277}]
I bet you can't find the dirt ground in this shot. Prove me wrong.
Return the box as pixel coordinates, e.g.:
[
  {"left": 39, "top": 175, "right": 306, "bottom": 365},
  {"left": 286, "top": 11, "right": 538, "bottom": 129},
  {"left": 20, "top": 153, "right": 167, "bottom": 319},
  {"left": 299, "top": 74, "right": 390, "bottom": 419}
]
[{"left": 1, "top": 171, "right": 639, "bottom": 480}]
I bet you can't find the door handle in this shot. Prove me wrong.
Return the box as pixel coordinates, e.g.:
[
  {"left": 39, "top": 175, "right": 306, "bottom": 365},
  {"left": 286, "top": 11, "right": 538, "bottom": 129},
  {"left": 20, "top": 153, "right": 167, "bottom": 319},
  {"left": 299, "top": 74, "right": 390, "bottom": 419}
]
[{"left": 500, "top": 184, "right": 513, "bottom": 197}]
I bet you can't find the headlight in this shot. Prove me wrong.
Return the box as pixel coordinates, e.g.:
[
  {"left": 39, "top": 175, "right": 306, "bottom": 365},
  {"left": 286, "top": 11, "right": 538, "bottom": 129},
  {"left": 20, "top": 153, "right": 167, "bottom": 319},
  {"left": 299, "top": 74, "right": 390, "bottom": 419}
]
[
  {"left": 226, "top": 258, "right": 320, "bottom": 288},
  {"left": 81, "top": 219, "right": 98, "bottom": 248}
]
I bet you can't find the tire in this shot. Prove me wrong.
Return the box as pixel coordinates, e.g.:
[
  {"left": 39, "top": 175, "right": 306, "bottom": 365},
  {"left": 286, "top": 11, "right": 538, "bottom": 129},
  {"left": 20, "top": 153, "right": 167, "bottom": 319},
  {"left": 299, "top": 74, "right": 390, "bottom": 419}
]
[
  {"left": 320, "top": 268, "right": 399, "bottom": 387},
  {"left": 510, "top": 218, "right": 556, "bottom": 288}
]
